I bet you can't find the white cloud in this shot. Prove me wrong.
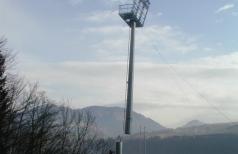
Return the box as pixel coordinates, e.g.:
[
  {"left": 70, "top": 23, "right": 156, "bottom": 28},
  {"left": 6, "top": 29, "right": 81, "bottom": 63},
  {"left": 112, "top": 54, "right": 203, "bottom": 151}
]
[
  {"left": 215, "top": 4, "right": 235, "bottom": 14},
  {"left": 137, "top": 25, "right": 199, "bottom": 53},
  {"left": 19, "top": 51, "right": 238, "bottom": 127},
  {"left": 85, "top": 10, "right": 118, "bottom": 23},
  {"left": 77, "top": 24, "right": 201, "bottom": 62},
  {"left": 190, "top": 51, "right": 238, "bottom": 68}
]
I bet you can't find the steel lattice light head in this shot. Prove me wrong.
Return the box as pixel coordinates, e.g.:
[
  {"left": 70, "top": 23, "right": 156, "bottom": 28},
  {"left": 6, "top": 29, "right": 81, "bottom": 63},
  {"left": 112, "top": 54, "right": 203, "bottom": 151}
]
[{"left": 119, "top": 0, "right": 150, "bottom": 27}]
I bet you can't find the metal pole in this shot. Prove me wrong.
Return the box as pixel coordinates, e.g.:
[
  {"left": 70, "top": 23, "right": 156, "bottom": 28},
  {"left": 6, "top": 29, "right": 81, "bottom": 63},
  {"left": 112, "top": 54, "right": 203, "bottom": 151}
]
[
  {"left": 116, "top": 141, "right": 123, "bottom": 154},
  {"left": 125, "top": 21, "right": 136, "bottom": 135}
]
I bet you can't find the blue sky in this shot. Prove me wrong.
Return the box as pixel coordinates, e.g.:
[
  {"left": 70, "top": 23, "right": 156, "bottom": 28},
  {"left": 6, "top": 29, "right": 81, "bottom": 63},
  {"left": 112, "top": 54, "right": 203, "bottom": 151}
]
[{"left": 1, "top": 0, "right": 238, "bottom": 127}]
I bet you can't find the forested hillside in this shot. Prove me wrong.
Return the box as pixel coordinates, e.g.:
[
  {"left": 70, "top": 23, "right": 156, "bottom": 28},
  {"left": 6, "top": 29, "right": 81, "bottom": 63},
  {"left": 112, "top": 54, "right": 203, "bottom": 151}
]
[{"left": 123, "top": 134, "right": 238, "bottom": 154}]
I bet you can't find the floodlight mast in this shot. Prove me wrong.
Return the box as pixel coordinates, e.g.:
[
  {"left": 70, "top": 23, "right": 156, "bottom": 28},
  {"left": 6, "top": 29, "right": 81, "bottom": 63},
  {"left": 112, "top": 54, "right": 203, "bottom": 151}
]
[{"left": 119, "top": 0, "right": 150, "bottom": 135}]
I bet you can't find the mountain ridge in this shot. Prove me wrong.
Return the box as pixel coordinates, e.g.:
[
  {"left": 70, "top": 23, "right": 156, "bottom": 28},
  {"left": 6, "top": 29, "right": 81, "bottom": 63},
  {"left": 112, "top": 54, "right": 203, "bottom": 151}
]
[
  {"left": 182, "top": 120, "right": 205, "bottom": 128},
  {"left": 80, "top": 106, "right": 166, "bottom": 137}
]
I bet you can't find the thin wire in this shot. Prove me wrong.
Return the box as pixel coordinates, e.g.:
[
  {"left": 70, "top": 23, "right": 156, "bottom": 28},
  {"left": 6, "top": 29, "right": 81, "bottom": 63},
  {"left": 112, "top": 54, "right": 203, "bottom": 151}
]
[
  {"left": 152, "top": 45, "right": 234, "bottom": 124},
  {"left": 149, "top": 56, "right": 193, "bottom": 107}
]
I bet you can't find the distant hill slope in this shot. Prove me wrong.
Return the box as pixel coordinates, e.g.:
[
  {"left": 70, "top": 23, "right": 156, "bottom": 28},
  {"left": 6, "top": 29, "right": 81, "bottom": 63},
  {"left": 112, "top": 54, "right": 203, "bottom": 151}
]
[
  {"left": 174, "top": 122, "right": 238, "bottom": 136},
  {"left": 138, "top": 121, "right": 238, "bottom": 139},
  {"left": 81, "top": 106, "right": 166, "bottom": 137},
  {"left": 182, "top": 120, "right": 205, "bottom": 128}
]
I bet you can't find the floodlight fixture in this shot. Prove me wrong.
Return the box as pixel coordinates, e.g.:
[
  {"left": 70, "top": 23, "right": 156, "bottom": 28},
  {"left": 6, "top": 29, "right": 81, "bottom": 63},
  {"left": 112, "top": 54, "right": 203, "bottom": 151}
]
[{"left": 119, "top": 0, "right": 150, "bottom": 27}]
